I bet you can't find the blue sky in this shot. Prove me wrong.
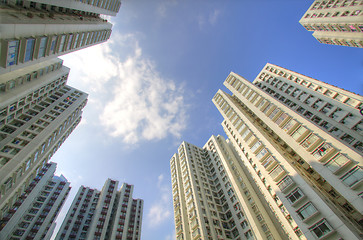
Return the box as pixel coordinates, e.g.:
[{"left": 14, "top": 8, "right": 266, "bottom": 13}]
[{"left": 52, "top": 1, "right": 362, "bottom": 239}]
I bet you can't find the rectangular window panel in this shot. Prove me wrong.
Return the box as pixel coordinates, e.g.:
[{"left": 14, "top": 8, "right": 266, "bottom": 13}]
[
  {"left": 278, "top": 176, "right": 294, "bottom": 191},
  {"left": 66, "top": 34, "right": 73, "bottom": 51},
  {"left": 50, "top": 36, "right": 57, "bottom": 54},
  {"left": 286, "top": 188, "right": 304, "bottom": 204},
  {"left": 282, "top": 119, "right": 297, "bottom": 132},
  {"left": 24, "top": 38, "right": 35, "bottom": 62},
  {"left": 38, "top": 37, "right": 48, "bottom": 58},
  {"left": 7, "top": 40, "right": 20, "bottom": 66},
  {"left": 325, "top": 154, "right": 351, "bottom": 172},
  {"left": 275, "top": 113, "right": 289, "bottom": 126},
  {"left": 256, "top": 148, "right": 268, "bottom": 160},
  {"left": 309, "top": 219, "right": 332, "bottom": 239},
  {"left": 313, "top": 143, "right": 333, "bottom": 159},
  {"left": 291, "top": 126, "right": 308, "bottom": 141},
  {"left": 301, "top": 134, "right": 321, "bottom": 149},
  {"left": 58, "top": 35, "right": 66, "bottom": 52},
  {"left": 268, "top": 108, "right": 280, "bottom": 119},
  {"left": 251, "top": 141, "right": 261, "bottom": 152},
  {"left": 341, "top": 166, "right": 363, "bottom": 187},
  {"left": 72, "top": 33, "right": 79, "bottom": 48},
  {"left": 297, "top": 202, "right": 317, "bottom": 220}
]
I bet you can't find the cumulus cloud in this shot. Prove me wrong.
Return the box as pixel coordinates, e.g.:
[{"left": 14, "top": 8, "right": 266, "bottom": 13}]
[
  {"left": 147, "top": 174, "right": 172, "bottom": 227},
  {"left": 61, "top": 32, "right": 187, "bottom": 144}
]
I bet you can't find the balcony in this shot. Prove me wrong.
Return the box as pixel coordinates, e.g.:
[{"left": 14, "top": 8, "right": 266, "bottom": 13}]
[
  {"left": 269, "top": 165, "right": 286, "bottom": 182},
  {"left": 277, "top": 176, "right": 295, "bottom": 193}
]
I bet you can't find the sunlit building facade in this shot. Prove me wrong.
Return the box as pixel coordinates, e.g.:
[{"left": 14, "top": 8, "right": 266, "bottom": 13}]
[
  {"left": 0, "top": 162, "right": 70, "bottom": 240},
  {"left": 0, "top": 0, "right": 121, "bottom": 73},
  {"left": 56, "top": 179, "right": 143, "bottom": 240},
  {"left": 170, "top": 136, "right": 289, "bottom": 240},
  {"left": 299, "top": 0, "right": 363, "bottom": 48},
  {"left": 211, "top": 63, "right": 362, "bottom": 239},
  {"left": 0, "top": 58, "right": 88, "bottom": 232}
]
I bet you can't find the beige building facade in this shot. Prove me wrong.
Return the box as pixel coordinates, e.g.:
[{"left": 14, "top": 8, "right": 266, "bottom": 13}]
[
  {"left": 0, "top": 0, "right": 118, "bottom": 74},
  {"left": 212, "top": 63, "right": 362, "bottom": 239},
  {"left": 171, "top": 136, "right": 291, "bottom": 240},
  {"left": 0, "top": 162, "right": 70, "bottom": 240},
  {"left": 0, "top": 58, "right": 88, "bottom": 234},
  {"left": 299, "top": 0, "right": 363, "bottom": 48},
  {"left": 56, "top": 179, "right": 143, "bottom": 240}
]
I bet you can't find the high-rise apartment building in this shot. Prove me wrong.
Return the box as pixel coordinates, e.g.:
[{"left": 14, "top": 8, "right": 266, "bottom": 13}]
[
  {"left": 55, "top": 179, "right": 143, "bottom": 240},
  {"left": 170, "top": 136, "right": 289, "bottom": 240},
  {"left": 299, "top": 0, "right": 363, "bottom": 48},
  {"left": 0, "top": 0, "right": 121, "bottom": 73},
  {"left": 211, "top": 63, "right": 362, "bottom": 239},
  {"left": 0, "top": 162, "right": 71, "bottom": 240},
  {"left": 0, "top": 58, "right": 88, "bottom": 231}
]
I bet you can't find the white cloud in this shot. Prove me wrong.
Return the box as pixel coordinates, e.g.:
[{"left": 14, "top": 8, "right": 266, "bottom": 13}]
[
  {"left": 198, "top": 9, "right": 222, "bottom": 29},
  {"left": 209, "top": 9, "right": 221, "bottom": 25},
  {"left": 61, "top": 32, "right": 187, "bottom": 144},
  {"left": 147, "top": 174, "right": 172, "bottom": 227},
  {"left": 157, "top": 0, "right": 177, "bottom": 17}
]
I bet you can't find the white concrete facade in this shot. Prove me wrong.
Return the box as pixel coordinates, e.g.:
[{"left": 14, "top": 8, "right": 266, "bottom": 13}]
[
  {"left": 0, "top": 0, "right": 118, "bottom": 74},
  {"left": 212, "top": 63, "right": 362, "bottom": 239},
  {"left": 56, "top": 179, "right": 143, "bottom": 240},
  {"left": 0, "top": 162, "right": 71, "bottom": 240},
  {"left": 0, "top": 59, "right": 88, "bottom": 230},
  {"left": 299, "top": 0, "right": 363, "bottom": 48},
  {"left": 170, "top": 136, "right": 288, "bottom": 240}
]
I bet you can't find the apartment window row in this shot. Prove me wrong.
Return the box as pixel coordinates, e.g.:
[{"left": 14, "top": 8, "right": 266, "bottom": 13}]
[
  {"left": 1, "top": 103, "right": 82, "bottom": 204},
  {"left": 216, "top": 93, "right": 359, "bottom": 238},
  {"left": 304, "top": 9, "right": 362, "bottom": 19},
  {"left": 303, "top": 22, "right": 363, "bottom": 35},
  {"left": 0, "top": 163, "right": 52, "bottom": 230},
  {"left": 10, "top": 0, "right": 118, "bottom": 15},
  {"left": 77, "top": 0, "right": 121, "bottom": 12},
  {"left": 226, "top": 123, "right": 319, "bottom": 240},
  {"left": 3, "top": 29, "right": 111, "bottom": 68},
  {"left": 222, "top": 122, "right": 297, "bottom": 239},
  {"left": 317, "top": 37, "right": 363, "bottom": 48},
  {"left": 254, "top": 75, "right": 362, "bottom": 152},
  {"left": 258, "top": 74, "right": 362, "bottom": 130},
  {"left": 0, "top": 75, "right": 67, "bottom": 130},
  {"left": 310, "top": 0, "right": 362, "bottom": 10},
  {"left": 228, "top": 81, "right": 362, "bottom": 188},
  {"left": 260, "top": 66, "right": 362, "bottom": 109},
  {"left": 0, "top": 60, "right": 63, "bottom": 94}
]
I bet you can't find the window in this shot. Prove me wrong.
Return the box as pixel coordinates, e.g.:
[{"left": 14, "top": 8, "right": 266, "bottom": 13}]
[
  {"left": 309, "top": 219, "right": 333, "bottom": 239},
  {"left": 37, "top": 37, "right": 47, "bottom": 58},
  {"left": 301, "top": 134, "right": 321, "bottom": 149},
  {"left": 256, "top": 148, "right": 268, "bottom": 160},
  {"left": 24, "top": 38, "right": 35, "bottom": 62},
  {"left": 291, "top": 126, "right": 308, "bottom": 141},
  {"left": 313, "top": 143, "right": 333, "bottom": 159},
  {"left": 275, "top": 113, "right": 288, "bottom": 126},
  {"left": 58, "top": 35, "right": 66, "bottom": 52},
  {"left": 282, "top": 119, "right": 297, "bottom": 132},
  {"left": 7, "top": 40, "right": 20, "bottom": 66},
  {"left": 296, "top": 202, "right": 318, "bottom": 220},
  {"left": 268, "top": 108, "right": 280, "bottom": 119},
  {"left": 250, "top": 141, "right": 261, "bottom": 152},
  {"left": 241, "top": 220, "right": 248, "bottom": 229},
  {"left": 66, "top": 34, "right": 73, "bottom": 51},
  {"left": 286, "top": 188, "right": 304, "bottom": 204},
  {"left": 50, "top": 36, "right": 57, "bottom": 54},
  {"left": 278, "top": 176, "right": 294, "bottom": 191},
  {"left": 341, "top": 166, "right": 363, "bottom": 187}
]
